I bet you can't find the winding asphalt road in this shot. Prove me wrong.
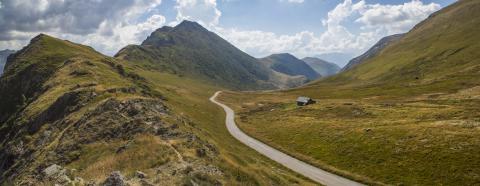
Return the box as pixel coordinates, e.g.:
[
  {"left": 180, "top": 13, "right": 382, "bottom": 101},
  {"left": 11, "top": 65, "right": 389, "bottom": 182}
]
[{"left": 210, "top": 91, "right": 365, "bottom": 186}]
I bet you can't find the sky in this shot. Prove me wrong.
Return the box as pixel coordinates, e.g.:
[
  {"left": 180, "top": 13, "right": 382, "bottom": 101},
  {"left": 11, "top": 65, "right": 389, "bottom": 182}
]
[{"left": 0, "top": 0, "right": 456, "bottom": 66}]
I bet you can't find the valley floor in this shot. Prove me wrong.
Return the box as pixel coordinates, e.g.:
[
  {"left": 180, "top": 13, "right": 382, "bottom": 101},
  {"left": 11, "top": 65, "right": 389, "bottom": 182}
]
[{"left": 219, "top": 85, "right": 480, "bottom": 185}]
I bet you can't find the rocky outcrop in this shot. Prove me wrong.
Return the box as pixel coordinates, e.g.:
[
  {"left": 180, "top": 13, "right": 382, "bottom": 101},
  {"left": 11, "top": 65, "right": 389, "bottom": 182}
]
[
  {"left": 103, "top": 171, "right": 127, "bottom": 186},
  {"left": 0, "top": 49, "right": 15, "bottom": 75},
  {"left": 42, "top": 164, "right": 72, "bottom": 184}
]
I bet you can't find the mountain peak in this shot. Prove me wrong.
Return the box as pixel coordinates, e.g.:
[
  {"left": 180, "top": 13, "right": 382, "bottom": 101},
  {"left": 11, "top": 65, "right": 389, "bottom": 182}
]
[
  {"left": 30, "top": 33, "right": 53, "bottom": 43},
  {"left": 141, "top": 20, "right": 210, "bottom": 47},
  {"left": 175, "top": 20, "right": 208, "bottom": 32},
  {"left": 268, "top": 53, "right": 299, "bottom": 61},
  {"left": 271, "top": 53, "right": 294, "bottom": 57}
]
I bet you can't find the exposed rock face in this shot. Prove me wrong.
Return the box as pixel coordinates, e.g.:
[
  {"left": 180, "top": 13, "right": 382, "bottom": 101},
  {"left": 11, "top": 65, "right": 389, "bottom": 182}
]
[
  {"left": 342, "top": 34, "right": 405, "bottom": 72},
  {"left": 42, "top": 164, "right": 71, "bottom": 184},
  {"left": 103, "top": 171, "right": 127, "bottom": 186},
  {"left": 0, "top": 49, "right": 14, "bottom": 75}
]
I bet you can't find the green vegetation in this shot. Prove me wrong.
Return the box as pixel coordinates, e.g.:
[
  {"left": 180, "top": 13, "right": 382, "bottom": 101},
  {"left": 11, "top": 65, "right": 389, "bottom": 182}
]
[
  {"left": 220, "top": 1, "right": 480, "bottom": 185},
  {"left": 0, "top": 33, "right": 314, "bottom": 185}
]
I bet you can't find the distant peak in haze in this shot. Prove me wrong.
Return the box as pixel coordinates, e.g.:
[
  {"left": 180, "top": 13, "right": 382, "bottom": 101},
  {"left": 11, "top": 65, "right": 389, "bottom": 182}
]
[
  {"left": 301, "top": 57, "right": 340, "bottom": 77},
  {"left": 342, "top": 33, "right": 405, "bottom": 72}
]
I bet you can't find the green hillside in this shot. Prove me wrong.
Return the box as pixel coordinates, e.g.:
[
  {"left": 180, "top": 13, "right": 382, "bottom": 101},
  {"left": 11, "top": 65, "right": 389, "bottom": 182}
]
[
  {"left": 220, "top": 0, "right": 480, "bottom": 185},
  {"left": 331, "top": 0, "right": 479, "bottom": 91},
  {"left": 0, "top": 34, "right": 314, "bottom": 185},
  {"left": 115, "top": 20, "right": 303, "bottom": 90}
]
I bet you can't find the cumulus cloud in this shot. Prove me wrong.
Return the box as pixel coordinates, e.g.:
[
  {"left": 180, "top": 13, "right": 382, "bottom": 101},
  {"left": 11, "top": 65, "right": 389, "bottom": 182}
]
[
  {"left": 216, "top": 0, "right": 440, "bottom": 59},
  {"left": 355, "top": 0, "right": 441, "bottom": 34},
  {"left": 0, "top": 0, "right": 442, "bottom": 59},
  {"left": 281, "top": 0, "right": 305, "bottom": 3},
  {"left": 0, "top": 0, "right": 164, "bottom": 55},
  {"left": 80, "top": 14, "right": 166, "bottom": 54},
  {"left": 174, "top": 0, "right": 221, "bottom": 27}
]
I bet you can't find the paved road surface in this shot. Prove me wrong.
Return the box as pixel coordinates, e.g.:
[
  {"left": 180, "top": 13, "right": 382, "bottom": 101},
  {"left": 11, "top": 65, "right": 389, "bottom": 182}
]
[{"left": 210, "top": 91, "right": 365, "bottom": 186}]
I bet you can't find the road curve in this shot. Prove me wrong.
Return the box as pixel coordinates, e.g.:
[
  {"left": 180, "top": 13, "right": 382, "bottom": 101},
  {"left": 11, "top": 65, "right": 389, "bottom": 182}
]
[{"left": 210, "top": 91, "right": 365, "bottom": 186}]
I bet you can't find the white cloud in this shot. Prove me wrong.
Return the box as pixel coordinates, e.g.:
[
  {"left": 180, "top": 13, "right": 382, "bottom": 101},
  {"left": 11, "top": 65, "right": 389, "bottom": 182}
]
[
  {"left": 356, "top": 0, "right": 441, "bottom": 34},
  {"left": 0, "top": 0, "right": 164, "bottom": 55},
  {"left": 81, "top": 14, "right": 167, "bottom": 55},
  {"left": 0, "top": 0, "right": 442, "bottom": 60},
  {"left": 282, "top": 0, "right": 305, "bottom": 3},
  {"left": 215, "top": 0, "right": 440, "bottom": 61},
  {"left": 174, "top": 0, "right": 221, "bottom": 27}
]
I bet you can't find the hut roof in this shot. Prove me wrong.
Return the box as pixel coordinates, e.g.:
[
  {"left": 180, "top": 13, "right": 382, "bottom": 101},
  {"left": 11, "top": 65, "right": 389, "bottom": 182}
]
[{"left": 296, "top": 96, "right": 311, "bottom": 103}]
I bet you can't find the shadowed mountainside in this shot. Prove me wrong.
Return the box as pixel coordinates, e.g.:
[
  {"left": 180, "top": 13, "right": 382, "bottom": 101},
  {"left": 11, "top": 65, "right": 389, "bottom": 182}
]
[{"left": 260, "top": 53, "right": 320, "bottom": 81}]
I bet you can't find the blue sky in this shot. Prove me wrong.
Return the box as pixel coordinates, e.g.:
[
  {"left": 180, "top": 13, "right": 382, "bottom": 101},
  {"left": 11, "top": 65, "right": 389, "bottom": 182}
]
[{"left": 0, "top": 0, "right": 456, "bottom": 66}]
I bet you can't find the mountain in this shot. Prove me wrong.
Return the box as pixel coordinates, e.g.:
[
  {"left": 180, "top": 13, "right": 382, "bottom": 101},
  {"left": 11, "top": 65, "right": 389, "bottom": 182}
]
[
  {"left": 0, "top": 49, "right": 15, "bottom": 74},
  {"left": 341, "top": 34, "right": 404, "bottom": 72},
  {"left": 260, "top": 53, "right": 320, "bottom": 80},
  {"left": 0, "top": 34, "right": 197, "bottom": 184},
  {"left": 315, "top": 52, "right": 354, "bottom": 67},
  {"left": 302, "top": 57, "right": 340, "bottom": 77},
  {"left": 0, "top": 34, "right": 312, "bottom": 185},
  {"left": 333, "top": 0, "right": 480, "bottom": 89},
  {"left": 115, "top": 20, "right": 303, "bottom": 90},
  {"left": 0, "top": 34, "right": 223, "bottom": 184}
]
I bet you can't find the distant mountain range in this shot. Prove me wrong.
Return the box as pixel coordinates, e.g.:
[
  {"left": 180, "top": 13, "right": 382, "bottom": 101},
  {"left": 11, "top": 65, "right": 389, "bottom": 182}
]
[
  {"left": 0, "top": 49, "right": 15, "bottom": 74},
  {"left": 342, "top": 34, "right": 404, "bottom": 72},
  {"left": 315, "top": 52, "right": 354, "bottom": 68},
  {"left": 302, "top": 57, "right": 340, "bottom": 77},
  {"left": 260, "top": 53, "right": 320, "bottom": 80}
]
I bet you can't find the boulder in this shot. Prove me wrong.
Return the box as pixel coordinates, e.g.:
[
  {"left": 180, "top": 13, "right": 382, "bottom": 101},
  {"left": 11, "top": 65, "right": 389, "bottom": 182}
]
[
  {"left": 134, "top": 171, "right": 147, "bottom": 179},
  {"left": 42, "top": 164, "right": 71, "bottom": 184},
  {"left": 103, "top": 171, "right": 127, "bottom": 186}
]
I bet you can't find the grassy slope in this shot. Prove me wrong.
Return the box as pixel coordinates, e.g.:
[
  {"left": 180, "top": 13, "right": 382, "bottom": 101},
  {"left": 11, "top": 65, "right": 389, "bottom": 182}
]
[
  {"left": 120, "top": 62, "right": 317, "bottom": 185},
  {"left": 220, "top": 1, "right": 480, "bottom": 185},
  {"left": 0, "top": 35, "right": 315, "bottom": 185}
]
